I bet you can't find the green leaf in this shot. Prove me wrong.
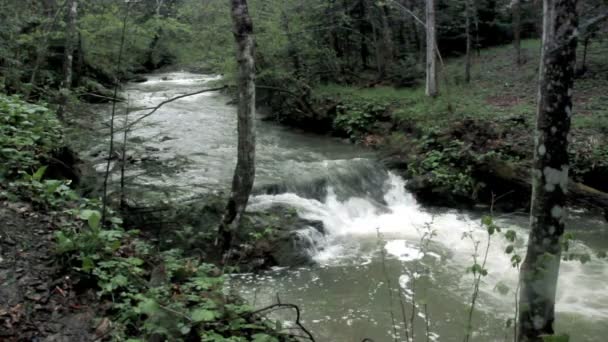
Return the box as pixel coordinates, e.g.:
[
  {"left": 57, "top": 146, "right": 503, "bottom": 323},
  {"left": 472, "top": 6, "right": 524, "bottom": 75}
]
[
  {"left": 481, "top": 216, "right": 493, "bottom": 226},
  {"left": 137, "top": 298, "right": 160, "bottom": 315},
  {"left": 191, "top": 308, "right": 217, "bottom": 322},
  {"left": 542, "top": 334, "right": 569, "bottom": 342},
  {"left": 81, "top": 256, "right": 95, "bottom": 272},
  {"left": 505, "top": 245, "right": 514, "bottom": 254},
  {"left": 505, "top": 230, "right": 517, "bottom": 242},
  {"left": 88, "top": 211, "right": 101, "bottom": 230},
  {"left": 32, "top": 166, "right": 47, "bottom": 181},
  {"left": 111, "top": 274, "right": 128, "bottom": 287},
  {"left": 79, "top": 209, "right": 102, "bottom": 229}
]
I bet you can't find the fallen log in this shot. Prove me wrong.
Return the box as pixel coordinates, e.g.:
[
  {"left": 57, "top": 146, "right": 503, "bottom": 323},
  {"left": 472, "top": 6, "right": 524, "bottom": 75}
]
[{"left": 480, "top": 159, "right": 608, "bottom": 215}]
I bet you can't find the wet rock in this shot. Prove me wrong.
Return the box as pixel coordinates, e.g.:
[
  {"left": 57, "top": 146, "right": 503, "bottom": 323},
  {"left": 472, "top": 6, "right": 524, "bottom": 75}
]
[
  {"left": 123, "top": 197, "right": 325, "bottom": 271},
  {"left": 131, "top": 75, "right": 148, "bottom": 83},
  {"left": 144, "top": 146, "right": 160, "bottom": 152}
]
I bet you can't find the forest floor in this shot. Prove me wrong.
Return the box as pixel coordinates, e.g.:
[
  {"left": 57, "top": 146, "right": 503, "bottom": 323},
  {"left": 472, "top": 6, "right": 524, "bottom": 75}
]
[{"left": 0, "top": 200, "right": 96, "bottom": 341}]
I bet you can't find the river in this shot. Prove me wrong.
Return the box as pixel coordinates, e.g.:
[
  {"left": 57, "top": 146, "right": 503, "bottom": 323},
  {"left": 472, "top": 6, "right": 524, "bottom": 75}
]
[{"left": 88, "top": 72, "right": 608, "bottom": 342}]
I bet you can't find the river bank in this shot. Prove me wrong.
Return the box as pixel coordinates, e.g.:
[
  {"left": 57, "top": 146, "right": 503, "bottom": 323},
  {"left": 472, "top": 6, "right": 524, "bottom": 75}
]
[
  {"left": 0, "top": 93, "right": 308, "bottom": 341},
  {"left": 68, "top": 71, "right": 608, "bottom": 342},
  {"left": 259, "top": 39, "right": 608, "bottom": 216}
]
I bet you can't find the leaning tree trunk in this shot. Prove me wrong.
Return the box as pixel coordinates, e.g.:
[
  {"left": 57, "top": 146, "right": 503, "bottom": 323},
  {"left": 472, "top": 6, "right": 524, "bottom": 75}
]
[
  {"left": 63, "top": 0, "right": 78, "bottom": 89},
  {"left": 218, "top": 0, "right": 256, "bottom": 255},
  {"left": 464, "top": 0, "right": 472, "bottom": 83},
  {"left": 425, "top": 0, "right": 438, "bottom": 97},
  {"left": 513, "top": 0, "right": 522, "bottom": 65},
  {"left": 518, "top": 0, "right": 578, "bottom": 341}
]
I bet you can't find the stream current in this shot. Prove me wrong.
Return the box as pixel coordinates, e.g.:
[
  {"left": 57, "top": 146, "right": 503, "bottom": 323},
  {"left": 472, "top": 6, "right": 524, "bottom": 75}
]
[{"left": 91, "top": 72, "right": 608, "bottom": 341}]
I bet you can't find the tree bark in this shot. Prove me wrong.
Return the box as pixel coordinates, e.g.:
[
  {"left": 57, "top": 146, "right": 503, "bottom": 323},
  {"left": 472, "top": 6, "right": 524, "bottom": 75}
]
[
  {"left": 156, "top": 0, "right": 164, "bottom": 16},
  {"left": 518, "top": 0, "right": 578, "bottom": 341},
  {"left": 464, "top": 0, "right": 472, "bottom": 83},
  {"left": 218, "top": 0, "right": 256, "bottom": 255},
  {"left": 513, "top": 0, "right": 522, "bottom": 65},
  {"left": 63, "top": 0, "right": 78, "bottom": 89},
  {"left": 358, "top": 0, "right": 371, "bottom": 69},
  {"left": 425, "top": 0, "right": 438, "bottom": 97},
  {"left": 378, "top": 3, "right": 393, "bottom": 79}
]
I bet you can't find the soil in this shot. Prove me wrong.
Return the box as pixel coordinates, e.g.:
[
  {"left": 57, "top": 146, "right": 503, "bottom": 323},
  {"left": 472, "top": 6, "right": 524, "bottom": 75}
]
[{"left": 0, "top": 200, "right": 97, "bottom": 341}]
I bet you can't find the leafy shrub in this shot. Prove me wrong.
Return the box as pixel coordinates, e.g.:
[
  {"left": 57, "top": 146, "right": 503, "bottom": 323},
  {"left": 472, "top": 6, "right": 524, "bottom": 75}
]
[
  {"left": 0, "top": 94, "right": 62, "bottom": 179},
  {"left": 409, "top": 136, "right": 476, "bottom": 198},
  {"left": 386, "top": 57, "right": 424, "bottom": 88},
  {"left": 333, "top": 100, "right": 389, "bottom": 140}
]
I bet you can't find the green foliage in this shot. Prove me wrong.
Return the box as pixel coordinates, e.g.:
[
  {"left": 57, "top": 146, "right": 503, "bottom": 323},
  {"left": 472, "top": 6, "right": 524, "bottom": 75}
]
[
  {"left": 0, "top": 94, "right": 62, "bottom": 179},
  {"left": 50, "top": 197, "right": 290, "bottom": 341},
  {"left": 542, "top": 334, "right": 570, "bottom": 342},
  {"left": 6, "top": 167, "right": 77, "bottom": 210},
  {"left": 333, "top": 101, "right": 388, "bottom": 140},
  {"left": 409, "top": 137, "right": 476, "bottom": 198}
]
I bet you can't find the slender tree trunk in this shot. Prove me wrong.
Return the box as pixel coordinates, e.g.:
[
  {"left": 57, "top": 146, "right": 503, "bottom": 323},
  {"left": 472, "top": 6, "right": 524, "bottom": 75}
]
[
  {"left": 358, "top": 0, "right": 370, "bottom": 69},
  {"left": 281, "top": 5, "right": 301, "bottom": 78},
  {"left": 518, "top": 0, "right": 578, "bottom": 341},
  {"left": 63, "top": 0, "right": 78, "bottom": 89},
  {"left": 156, "top": 0, "right": 164, "bottom": 16},
  {"left": 425, "top": 0, "right": 438, "bottom": 97},
  {"left": 513, "top": 0, "right": 522, "bottom": 65},
  {"left": 464, "top": 0, "right": 472, "bottom": 83},
  {"left": 218, "top": 0, "right": 256, "bottom": 255},
  {"left": 378, "top": 4, "right": 393, "bottom": 79},
  {"left": 580, "top": 36, "right": 590, "bottom": 72}
]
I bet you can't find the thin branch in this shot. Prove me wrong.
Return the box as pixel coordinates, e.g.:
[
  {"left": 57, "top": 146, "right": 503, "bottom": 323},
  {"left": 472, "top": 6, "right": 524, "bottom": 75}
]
[
  {"left": 101, "top": 2, "right": 130, "bottom": 228},
  {"left": 126, "top": 86, "right": 227, "bottom": 130},
  {"left": 246, "top": 303, "right": 316, "bottom": 341},
  {"left": 388, "top": 0, "right": 426, "bottom": 28},
  {"left": 580, "top": 10, "right": 608, "bottom": 36}
]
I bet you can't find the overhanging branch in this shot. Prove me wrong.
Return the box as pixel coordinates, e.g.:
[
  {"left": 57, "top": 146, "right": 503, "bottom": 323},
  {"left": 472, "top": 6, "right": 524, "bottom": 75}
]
[{"left": 126, "top": 86, "right": 227, "bottom": 130}]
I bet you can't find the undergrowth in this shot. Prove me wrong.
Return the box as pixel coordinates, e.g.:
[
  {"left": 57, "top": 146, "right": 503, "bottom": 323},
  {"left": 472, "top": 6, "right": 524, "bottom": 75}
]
[{"left": 0, "top": 94, "right": 294, "bottom": 342}]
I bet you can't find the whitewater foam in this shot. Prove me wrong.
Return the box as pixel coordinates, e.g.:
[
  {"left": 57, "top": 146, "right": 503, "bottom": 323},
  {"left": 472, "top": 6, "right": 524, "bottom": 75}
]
[{"left": 249, "top": 170, "right": 608, "bottom": 320}]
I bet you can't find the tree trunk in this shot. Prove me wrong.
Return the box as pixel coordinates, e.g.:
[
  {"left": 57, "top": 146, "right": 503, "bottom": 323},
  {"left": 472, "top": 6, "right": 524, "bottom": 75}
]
[
  {"left": 63, "top": 0, "right": 78, "bottom": 89},
  {"left": 513, "top": 0, "right": 522, "bottom": 65},
  {"left": 156, "top": 0, "right": 164, "bottom": 16},
  {"left": 378, "top": 3, "right": 393, "bottom": 79},
  {"left": 358, "top": 0, "right": 370, "bottom": 69},
  {"left": 517, "top": 0, "right": 578, "bottom": 341},
  {"left": 425, "top": 0, "right": 438, "bottom": 97},
  {"left": 580, "top": 35, "right": 590, "bottom": 72},
  {"left": 218, "top": 0, "right": 256, "bottom": 255},
  {"left": 281, "top": 6, "right": 301, "bottom": 78},
  {"left": 464, "top": 0, "right": 472, "bottom": 83}
]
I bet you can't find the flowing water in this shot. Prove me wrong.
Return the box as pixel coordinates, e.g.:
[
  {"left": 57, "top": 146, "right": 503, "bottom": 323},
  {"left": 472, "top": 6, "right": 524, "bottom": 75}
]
[{"left": 91, "top": 72, "right": 608, "bottom": 341}]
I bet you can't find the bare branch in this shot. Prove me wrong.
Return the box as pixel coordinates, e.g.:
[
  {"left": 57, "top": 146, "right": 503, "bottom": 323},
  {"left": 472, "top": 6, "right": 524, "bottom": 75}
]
[
  {"left": 246, "top": 303, "right": 316, "bottom": 341},
  {"left": 388, "top": 0, "right": 426, "bottom": 28},
  {"left": 580, "top": 10, "right": 608, "bottom": 36},
  {"left": 126, "top": 86, "right": 227, "bottom": 130}
]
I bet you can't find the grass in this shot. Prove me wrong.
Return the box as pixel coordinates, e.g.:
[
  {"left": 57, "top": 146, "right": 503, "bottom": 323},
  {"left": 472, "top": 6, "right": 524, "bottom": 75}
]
[{"left": 314, "top": 38, "right": 608, "bottom": 134}]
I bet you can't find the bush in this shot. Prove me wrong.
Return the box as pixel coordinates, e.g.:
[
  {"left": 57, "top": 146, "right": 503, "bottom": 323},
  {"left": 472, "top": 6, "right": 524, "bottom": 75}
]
[{"left": 0, "top": 94, "right": 62, "bottom": 180}]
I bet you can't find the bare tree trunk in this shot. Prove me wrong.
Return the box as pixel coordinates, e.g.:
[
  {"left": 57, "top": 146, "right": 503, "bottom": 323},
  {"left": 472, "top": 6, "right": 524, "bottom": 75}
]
[
  {"left": 580, "top": 35, "right": 590, "bottom": 72},
  {"left": 378, "top": 3, "right": 394, "bottom": 79},
  {"left": 281, "top": 4, "right": 301, "bottom": 78},
  {"left": 513, "top": 0, "right": 522, "bottom": 65},
  {"left": 358, "top": 0, "right": 371, "bottom": 69},
  {"left": 218, "top": 0, "right": 256, "bottom": 255},
  {"left": 464, "top": 0, "right": 472, "bottom": 83},
  {"left": 425, "top": 0, "right": 438, "bottom": 97},
  {"left": 156, "top": 0, "right": 164, "bottom": 16},
  {"left": 63, "top": 0, "right": 77, "bottom": 89},
  {"left": 518, "top": 0, "right": 578, "bottom": 341}
]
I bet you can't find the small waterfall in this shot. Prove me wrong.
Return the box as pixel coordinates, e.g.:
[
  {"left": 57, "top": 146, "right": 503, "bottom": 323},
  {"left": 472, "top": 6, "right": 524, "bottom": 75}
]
[{"left": 249, "top": 160, "right": 608, "bottom": 321}]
